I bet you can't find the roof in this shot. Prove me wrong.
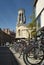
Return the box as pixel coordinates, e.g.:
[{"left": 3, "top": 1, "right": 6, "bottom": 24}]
[{"left": 34, "top": 0, "right": 38, "bottom": 7}]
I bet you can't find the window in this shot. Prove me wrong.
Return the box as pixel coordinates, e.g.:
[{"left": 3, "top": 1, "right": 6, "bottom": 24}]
[
  {"left": 18, "top": 29, "right": 20, "bottom": 36},
  {"left": 36, "top": 15, "right": 41, "bottom": 29},
  {"left": 19, "top": 13, "right": 21, "bottom": 21},
  {"left": 36, "top": 13, "right": 41, "bottom": 31}
]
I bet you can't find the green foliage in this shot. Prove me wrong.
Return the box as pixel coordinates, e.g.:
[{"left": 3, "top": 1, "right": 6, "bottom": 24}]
[
  {"left": 27, "top": 22, "right": 33, "bottom": 29},
  {"left": 27, "top": 11, "right": 36, "bottom": 38},
  {"left": 31, "top": 28, "right": 36, "bottom": 37}
]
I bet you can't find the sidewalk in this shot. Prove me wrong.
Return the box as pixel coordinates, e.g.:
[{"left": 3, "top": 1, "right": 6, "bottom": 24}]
[
  {"left": 9, "top": 47, "right": 44, "bottom": 65},
  {"left": 9, "top": 47, "right": 26, "bottom": 65}
]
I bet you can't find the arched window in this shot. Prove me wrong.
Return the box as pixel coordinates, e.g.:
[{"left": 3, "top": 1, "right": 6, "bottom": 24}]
[
  {"left": 18, "top": 29, "right": 20, "bottom": 36},
  {"left": 19, "top": 13, "right": 21, "bottom": 21}
]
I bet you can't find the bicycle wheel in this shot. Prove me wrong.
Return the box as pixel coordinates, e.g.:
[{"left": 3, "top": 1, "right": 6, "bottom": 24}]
[
  {"left": 26, "top": 47, "right": 44, "bottom": 65},
  {"left": 23, "top": 52, "right": 32, "bottom": 65},
  {"left": 23, "top": 44, "right": 33, "bottom": 65}
]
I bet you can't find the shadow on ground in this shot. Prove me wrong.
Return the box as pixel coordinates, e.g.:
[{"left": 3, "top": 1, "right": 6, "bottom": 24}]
[{"left": 0, "top": 47, "right": 20, "bottom": 65}]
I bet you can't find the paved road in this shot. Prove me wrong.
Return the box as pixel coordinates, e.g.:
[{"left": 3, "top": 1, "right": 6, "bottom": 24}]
[{"left": 0, "top": 47, "right": 20, "bottom": 65}]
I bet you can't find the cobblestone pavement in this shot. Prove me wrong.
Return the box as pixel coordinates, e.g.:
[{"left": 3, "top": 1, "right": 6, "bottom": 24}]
[{"left": 9, "top": 47, "right": 44, "bottom": 65}]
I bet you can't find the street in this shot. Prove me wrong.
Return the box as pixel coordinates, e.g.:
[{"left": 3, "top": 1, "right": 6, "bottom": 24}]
[{"left": 0, "top": 47, "right": 20, "bottom": 65}]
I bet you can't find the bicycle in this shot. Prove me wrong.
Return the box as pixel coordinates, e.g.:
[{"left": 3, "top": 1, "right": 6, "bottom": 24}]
[{"left": 23, "top": 27, "right": 44, "bottom": 65}]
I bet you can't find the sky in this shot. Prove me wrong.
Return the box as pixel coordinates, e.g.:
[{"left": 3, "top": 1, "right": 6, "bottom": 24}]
[{"left": 0, "top": 0, "right": 34, "bottom": 31}]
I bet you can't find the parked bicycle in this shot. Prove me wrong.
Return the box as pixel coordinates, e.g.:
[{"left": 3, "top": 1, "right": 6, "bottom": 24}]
[{"left": 23, "top": 27, "right": 44, "bottom": 65}]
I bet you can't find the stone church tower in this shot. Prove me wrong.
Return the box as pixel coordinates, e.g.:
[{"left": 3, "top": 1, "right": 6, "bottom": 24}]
[
  {"left": 16, "top": 9, "right": 29, "bottom": 39},
  {"left": 17, "top": 9, "right": 26, "bottom": 26}
]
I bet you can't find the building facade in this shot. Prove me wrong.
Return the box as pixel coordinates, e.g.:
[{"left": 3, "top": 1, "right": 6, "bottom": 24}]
[
  {"left": 16, "top": 9, "right": 30, "bottom": 39},
  {"left": 3, "top": 28, "right": 15, "bottom": 41},
  {"left": 34, "top": 0, "right": 44, "bottom": 30},
  {"left": 16, "top": 9, "right": 29, "bottom": 39},
  {"left": 16, "top": 9, "right": 36, "bottom": 40},
  {"left": 3, "top": 28, "right": 10, "bottom": 35}
]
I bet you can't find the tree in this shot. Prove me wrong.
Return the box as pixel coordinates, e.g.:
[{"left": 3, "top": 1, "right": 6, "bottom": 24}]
[{"left": 27, "top": 11, "right": 36, "bottom": 38}]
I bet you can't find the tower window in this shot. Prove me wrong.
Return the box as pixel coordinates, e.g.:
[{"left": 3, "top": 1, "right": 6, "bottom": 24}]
[{"left": 19, "top": 13, "right": 21, "bottom": 21}]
